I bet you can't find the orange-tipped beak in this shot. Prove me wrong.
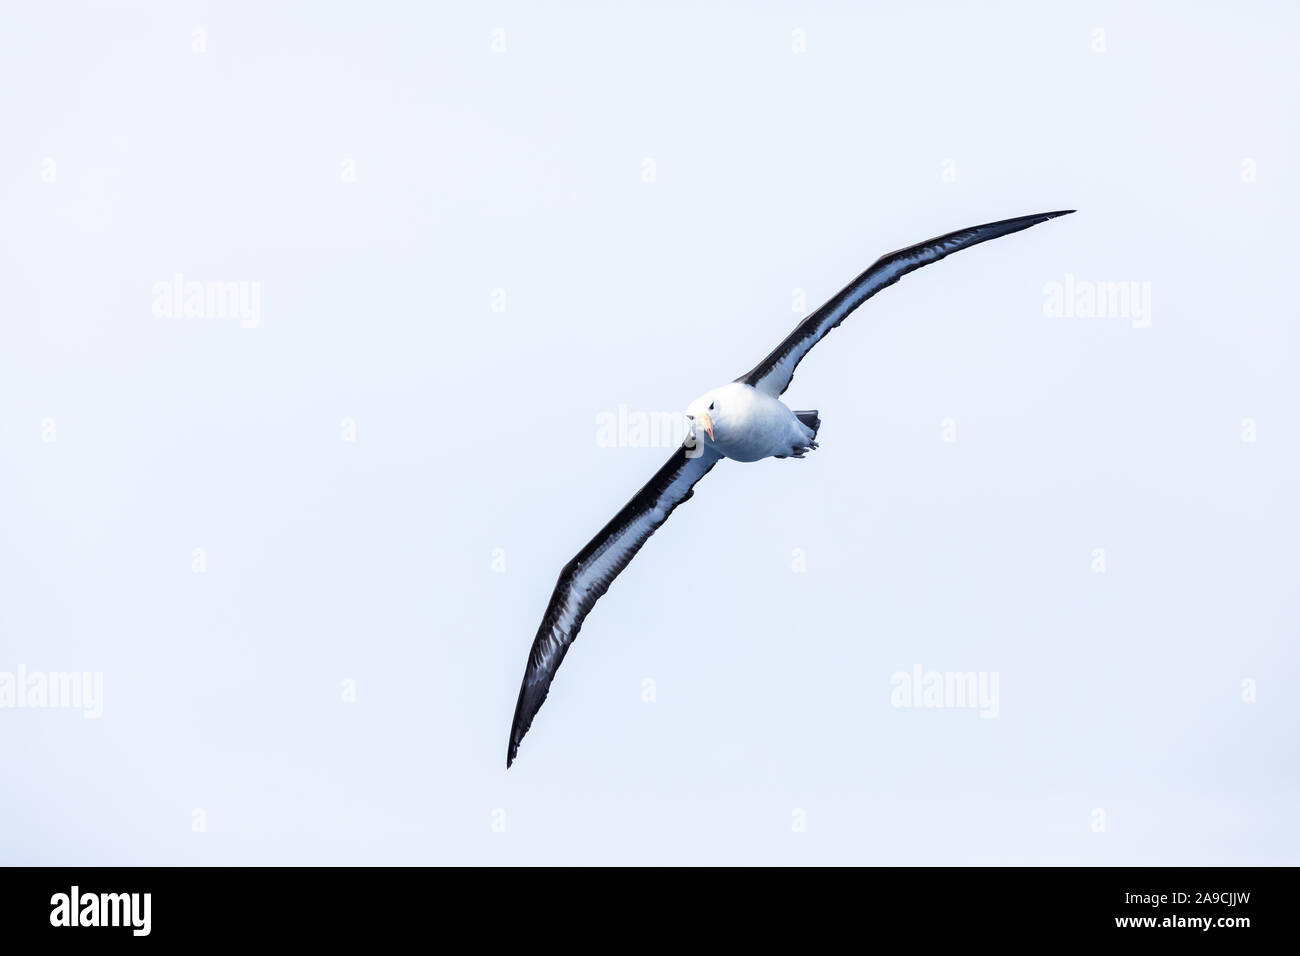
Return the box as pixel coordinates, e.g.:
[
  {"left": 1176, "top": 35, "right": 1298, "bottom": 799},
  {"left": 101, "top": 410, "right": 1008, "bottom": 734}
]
[{"left": 697, "top": 412, "right": 714, "bottom": 442}]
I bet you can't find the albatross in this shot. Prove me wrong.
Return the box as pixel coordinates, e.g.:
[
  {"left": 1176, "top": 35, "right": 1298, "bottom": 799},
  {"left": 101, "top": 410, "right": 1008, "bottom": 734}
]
[{"left": 507, "top": 209, "right": 1073, "bottom": 767}]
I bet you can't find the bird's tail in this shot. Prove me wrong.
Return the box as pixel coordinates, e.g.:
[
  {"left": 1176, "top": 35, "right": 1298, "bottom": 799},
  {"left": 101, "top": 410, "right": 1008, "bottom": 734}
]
[{"left": 794, "top": 410, "right": 821, "bottom": 442}]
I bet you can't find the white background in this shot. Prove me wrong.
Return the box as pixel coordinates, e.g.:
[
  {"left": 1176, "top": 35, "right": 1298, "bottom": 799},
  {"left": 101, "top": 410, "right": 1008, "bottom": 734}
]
[{"left": 1, "top": 1, "right": 1296, "bottom": 864}]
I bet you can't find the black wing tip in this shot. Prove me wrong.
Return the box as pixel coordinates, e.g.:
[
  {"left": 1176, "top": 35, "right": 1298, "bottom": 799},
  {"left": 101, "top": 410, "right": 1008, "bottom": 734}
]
[
  {"left": 996, "top": 209, "right": 1075, "bottom": 228},
  {"left": 1027, "top": 210, "right": 1075, "bottom": 232},
  {"left": 506, "top": 720, "right": 524, "bottom": 768}
]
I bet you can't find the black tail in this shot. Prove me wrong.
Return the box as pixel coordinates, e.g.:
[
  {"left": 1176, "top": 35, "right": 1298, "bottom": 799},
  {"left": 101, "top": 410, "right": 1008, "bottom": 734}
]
[{"left": 794, "top": 410, "right": 820, "bottom": 441}]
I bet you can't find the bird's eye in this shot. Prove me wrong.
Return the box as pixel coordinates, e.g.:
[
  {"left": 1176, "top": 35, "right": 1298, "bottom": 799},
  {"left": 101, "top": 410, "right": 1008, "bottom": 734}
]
[{"left": 708, "top": 401, "right": 715, "bottom": 411}]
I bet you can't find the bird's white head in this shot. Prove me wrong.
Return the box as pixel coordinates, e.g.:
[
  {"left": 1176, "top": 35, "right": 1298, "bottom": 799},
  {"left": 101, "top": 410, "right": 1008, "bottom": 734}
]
[{"left": 684, "top": 390, "right": 722, "bottom": 445}]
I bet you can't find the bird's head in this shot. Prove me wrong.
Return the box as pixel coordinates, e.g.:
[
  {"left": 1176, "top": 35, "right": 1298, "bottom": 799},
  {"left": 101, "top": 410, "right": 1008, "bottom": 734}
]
[{"left": 684, "top": 391, "right": 720, "bottom": 444}]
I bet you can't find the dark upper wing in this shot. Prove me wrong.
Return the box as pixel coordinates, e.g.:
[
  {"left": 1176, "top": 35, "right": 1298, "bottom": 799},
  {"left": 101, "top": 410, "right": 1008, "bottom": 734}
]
[
  {"left": 739, "top": 210, "right": 1075, "bottom": 397},
  {"left": 507, "top": 441, "right": 723, "bottom": 767}
]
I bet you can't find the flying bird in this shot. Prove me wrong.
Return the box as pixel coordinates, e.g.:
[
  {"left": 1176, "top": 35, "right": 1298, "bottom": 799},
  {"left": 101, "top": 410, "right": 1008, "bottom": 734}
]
[{"left": 507, "top": 210, "right": 1073, "bottom": 766}]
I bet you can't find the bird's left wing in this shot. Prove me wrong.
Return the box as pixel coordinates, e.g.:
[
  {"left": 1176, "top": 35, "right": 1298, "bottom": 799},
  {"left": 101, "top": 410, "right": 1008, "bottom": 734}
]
[
  {"left": 738, "top": 210, "right": 1074, "bottom": 397},
  {"left": 508, "top": 441, "right": 723, "bottom": 767}
]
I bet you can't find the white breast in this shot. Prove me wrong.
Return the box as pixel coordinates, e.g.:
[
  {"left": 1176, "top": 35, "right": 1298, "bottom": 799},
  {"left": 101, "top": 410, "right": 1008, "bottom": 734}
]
[{"left": 707, "top": 383, "right": 802, "bottom": 462}]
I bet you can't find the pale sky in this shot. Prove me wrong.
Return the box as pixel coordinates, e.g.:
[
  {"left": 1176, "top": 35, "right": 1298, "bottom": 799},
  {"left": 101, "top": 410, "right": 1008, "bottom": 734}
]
[{"left": 1, "top": 0, "right": 1296, "bottom": 864}]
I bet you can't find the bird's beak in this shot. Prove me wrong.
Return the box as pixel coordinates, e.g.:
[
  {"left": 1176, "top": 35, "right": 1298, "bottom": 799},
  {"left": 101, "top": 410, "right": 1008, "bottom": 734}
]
[{"left": 697, "top": 412, "right": 714, "bottom": 441}]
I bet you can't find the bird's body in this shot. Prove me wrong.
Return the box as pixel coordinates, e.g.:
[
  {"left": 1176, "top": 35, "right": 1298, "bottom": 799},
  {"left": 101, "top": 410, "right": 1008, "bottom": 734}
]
[
  {"left": 507, "top": 209, "right": 1074, "bottom": 767},
  {"left": 686, "top": 382, "right": 818, "bottom": 462}
]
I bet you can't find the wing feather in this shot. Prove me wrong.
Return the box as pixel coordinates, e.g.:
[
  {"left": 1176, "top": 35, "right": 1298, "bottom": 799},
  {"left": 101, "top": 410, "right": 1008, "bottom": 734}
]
[
  {"left": 740, "top": 210, "right": 1074, "bottom": 397},
  {"left": 507, "top": 442, "right": 722, "bottom": 766}
]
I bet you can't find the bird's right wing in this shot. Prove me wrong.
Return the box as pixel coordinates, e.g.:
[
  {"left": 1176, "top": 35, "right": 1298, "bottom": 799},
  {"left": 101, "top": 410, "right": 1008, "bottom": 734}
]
[
  {"left": 738, "top": 210, "right": 1074, "bottom": 397},
  {"left": 507, "top": 441, "right": 723, "bottom": 767}
]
